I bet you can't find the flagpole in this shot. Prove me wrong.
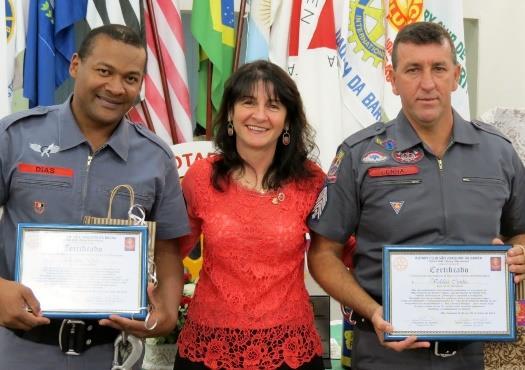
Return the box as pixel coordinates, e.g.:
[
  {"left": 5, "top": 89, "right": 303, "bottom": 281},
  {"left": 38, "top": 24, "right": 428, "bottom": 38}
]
[
  {"left": 205, "top": 60, "right": 213, "bottom": 140},
  {"left": 233, "top": 0, "right": 248, "bottom": 71},
  {"left": 140, "top": 101, "right": 156, "bottom": 133},
  {"left": 145, "top": 0, "right": 180, "bottom": 144}
]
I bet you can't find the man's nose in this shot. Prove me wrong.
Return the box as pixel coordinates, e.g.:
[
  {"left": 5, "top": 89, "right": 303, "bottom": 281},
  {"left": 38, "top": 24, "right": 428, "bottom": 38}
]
[
  {"left": 105, "top": 76, "right": 126, "bottom": 95},
  {"left": 420, "top": 70, "right": 436, "bottom": 90}
]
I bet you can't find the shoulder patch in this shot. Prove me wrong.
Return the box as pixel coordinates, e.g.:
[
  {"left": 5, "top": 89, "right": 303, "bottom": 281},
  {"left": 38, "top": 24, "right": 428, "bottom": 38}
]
[
  {"left": 471, "top": 120, "right": 511, "bottom": 143},
  {"left": 131, "top": 122, "right": 174, "bottom": 158},
  {"left": 0, "top": 106, "right": 50, "bottom": 133},
  {"left": 343, "top": 121, "right": 386, "bottom": 148}
]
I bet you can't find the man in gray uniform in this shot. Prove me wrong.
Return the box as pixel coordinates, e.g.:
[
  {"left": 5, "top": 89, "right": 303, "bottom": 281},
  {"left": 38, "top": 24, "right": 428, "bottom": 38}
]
[
  {"left": 0, "top": 25, "right": 189, "bottom": 368},
  {"left": 308, "top": 22, "right": 525, "bottom": 370}
]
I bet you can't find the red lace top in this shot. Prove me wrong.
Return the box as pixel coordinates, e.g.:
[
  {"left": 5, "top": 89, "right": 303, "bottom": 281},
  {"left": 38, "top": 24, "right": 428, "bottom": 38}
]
[{"left": 177, "top": 157, "right": 325, "bottom": 369}]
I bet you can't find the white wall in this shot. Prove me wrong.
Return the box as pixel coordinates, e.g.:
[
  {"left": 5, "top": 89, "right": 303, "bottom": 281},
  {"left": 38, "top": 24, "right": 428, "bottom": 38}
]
[{"left": 463, "top": 0, "right": 525, "bottom": 118}]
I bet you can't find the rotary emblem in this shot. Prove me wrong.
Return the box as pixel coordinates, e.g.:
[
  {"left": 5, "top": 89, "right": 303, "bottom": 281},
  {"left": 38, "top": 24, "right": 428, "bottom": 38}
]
[
  {"left": 393, "top": 256, "right": 408, "bottom": 271},
  {"left": 347, "top": 0, "right": 386, "bottom": 67}
]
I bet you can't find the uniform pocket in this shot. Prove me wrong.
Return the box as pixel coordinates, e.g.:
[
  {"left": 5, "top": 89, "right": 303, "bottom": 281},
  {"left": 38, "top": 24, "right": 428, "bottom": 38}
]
[
  {"left": 462, "top": 177, "right": 504, "bottom": 186},
  {"left": 14, "top": 176, "right": 72, "bottom": 190},
  {"left": 368, "top": 178, "right": 423, "bottom": 186}
]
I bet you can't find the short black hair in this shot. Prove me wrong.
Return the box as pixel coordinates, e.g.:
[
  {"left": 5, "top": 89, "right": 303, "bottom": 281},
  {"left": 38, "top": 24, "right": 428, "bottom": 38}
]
[
  {"left": 392, "top": 22, "right": 457, "bottom": 69},
  {"left": 78, "top": 24, "right": 146, "bottom": 61},
  {"left": 212, "top": 60, "right": 318, "bottom": 191}
]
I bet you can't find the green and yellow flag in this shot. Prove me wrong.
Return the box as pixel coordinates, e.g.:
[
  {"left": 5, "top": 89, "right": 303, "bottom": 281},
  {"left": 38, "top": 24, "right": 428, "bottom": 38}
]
[{"left": 191, "top": 0, "right": 235, "bottom": 129}]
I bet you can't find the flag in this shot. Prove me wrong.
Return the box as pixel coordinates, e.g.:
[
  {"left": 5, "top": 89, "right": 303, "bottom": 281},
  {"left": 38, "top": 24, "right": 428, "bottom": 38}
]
[
  {"left": 0, "top": 1, "right": 9, "bottom": 117},
  {"left": 23, "top": 0, "right": 87, "bottom": 108},
  {"left": 86, "top": 0, "right": 192, "bottom": 144},
  {"left": 191, "top": 0, "right": 234, "bottom": 128},
  {"left": 1, "top": 0, "right": 26, "bottom": 117},
  {"left": 267, "top": 0, "right": 292, "bottom": 69},
  {"left": 140, "top": 0, "right": 193, "bottom": 143},
  {"left": 337, "top": 0, "right": 385, "bottom": 133},
  {"left": 287, "top": 0, "right": 344, "bottom": 171},
  {"left": 245, "top": 0, "right": 282, "bottom": 62},
  {"left": 86, "top": 0, "right": 141, "bottom": 30}
]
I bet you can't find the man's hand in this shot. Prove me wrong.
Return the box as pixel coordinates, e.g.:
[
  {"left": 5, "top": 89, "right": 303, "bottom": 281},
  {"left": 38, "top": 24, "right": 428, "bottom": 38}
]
[
  {"left": 0, "top": 278, "right": 50, "bottom": 330},
  {"left": 99, "top": 282, "right": 177, "bottom": 338},
  {"left": 494, "top": 237, "right": 525, "bottom": 283},
  {"left": 370, "top": 306, "right": 430, "bottom": 352}
]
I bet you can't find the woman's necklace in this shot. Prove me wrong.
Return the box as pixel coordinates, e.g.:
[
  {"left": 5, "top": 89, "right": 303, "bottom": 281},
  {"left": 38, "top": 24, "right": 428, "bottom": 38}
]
[{"left": 235, "top": 174, "right": 285, "bottom": 204}]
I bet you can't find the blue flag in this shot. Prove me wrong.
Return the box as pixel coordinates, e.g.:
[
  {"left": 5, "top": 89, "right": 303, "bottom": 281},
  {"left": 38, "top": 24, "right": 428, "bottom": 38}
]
[{"left": 23, "top": 0, "right": 87, "bottom": 108}]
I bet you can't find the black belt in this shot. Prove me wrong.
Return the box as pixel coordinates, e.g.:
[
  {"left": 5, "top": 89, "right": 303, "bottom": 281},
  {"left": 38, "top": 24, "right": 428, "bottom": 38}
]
[
  {"left": 12, "top": 319, "right": 119, "bottom": 355},
  {"left": 351, "top": 312, "right": 458, "bottom": 357}
]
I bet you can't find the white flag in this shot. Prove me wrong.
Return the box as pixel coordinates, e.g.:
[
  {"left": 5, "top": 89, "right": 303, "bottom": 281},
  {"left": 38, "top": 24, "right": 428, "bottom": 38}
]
[
  {"left": 287, "top": 0, "right": 344, "bottom": 171},
  {"left": 1, "top": 0, "right": 26, "bottom": 118},
  {"left": 337, "top": 0, "right": 385, "bottom": 133}
]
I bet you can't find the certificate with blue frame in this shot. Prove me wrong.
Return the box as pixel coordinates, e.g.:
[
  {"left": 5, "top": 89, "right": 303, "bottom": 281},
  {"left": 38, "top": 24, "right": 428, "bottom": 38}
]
[
  {"left": 383, "top": 245, "right": 516, "bottom": 342},
  {"left": 15, "top": 223, "right": 148, "bottom": 320}
]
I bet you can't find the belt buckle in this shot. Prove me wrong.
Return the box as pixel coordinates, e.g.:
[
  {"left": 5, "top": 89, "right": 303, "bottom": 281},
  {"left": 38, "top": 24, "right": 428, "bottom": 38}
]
[
  {"left": 58, "top": 319, "right": 86, "bottom": 355},
  {"left": 433, "top": 341, "right": 457, "bottom": 358}
]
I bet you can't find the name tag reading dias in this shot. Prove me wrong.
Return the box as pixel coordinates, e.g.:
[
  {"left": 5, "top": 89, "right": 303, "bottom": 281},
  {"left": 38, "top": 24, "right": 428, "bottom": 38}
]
[{"left": 18, "top": 163, "right": 74, "bottom": 177}]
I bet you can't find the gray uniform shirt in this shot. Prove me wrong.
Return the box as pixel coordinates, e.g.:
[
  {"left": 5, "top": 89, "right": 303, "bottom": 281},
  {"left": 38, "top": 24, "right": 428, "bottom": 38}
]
[
  {"left": 0, "top": 99, "right": 190, "bottom": 279},
  {"left": 309, "top": 110, "right": 525, "bottom": 300}
]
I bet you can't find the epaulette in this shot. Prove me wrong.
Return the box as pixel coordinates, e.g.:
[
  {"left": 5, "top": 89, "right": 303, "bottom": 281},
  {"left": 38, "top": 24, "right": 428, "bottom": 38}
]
[
  {"left": 130, "top": 122, "right": 174, "bottom": 158},
  {"left": 471, "top": 120, "right": 511, "bottom": 143},
  {"left": 0, "top": 106, "right": 49, "bottom": 133},
  {"left": 342, "top": 121, "right": 386, "bottom": 148}
]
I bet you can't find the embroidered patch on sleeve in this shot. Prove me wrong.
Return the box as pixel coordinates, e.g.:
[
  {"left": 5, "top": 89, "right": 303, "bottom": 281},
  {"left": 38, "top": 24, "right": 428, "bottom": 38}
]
[{"left": 327, "top": 149, "right": 345, "bottom": 183}]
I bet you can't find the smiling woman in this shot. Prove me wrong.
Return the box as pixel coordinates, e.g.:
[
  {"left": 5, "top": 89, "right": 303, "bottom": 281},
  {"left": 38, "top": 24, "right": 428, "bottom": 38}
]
[{"left": 173, "top": 60, "right": 325, "bottom": 370}]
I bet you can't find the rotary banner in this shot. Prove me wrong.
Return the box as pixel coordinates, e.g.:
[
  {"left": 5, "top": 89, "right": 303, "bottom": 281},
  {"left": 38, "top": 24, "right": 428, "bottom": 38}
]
[{"left": 338, "top": 0, "right": 470, "bottom": 129}]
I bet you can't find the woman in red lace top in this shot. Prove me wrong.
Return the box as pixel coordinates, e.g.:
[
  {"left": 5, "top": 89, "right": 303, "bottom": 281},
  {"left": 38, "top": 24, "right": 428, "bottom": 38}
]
[{"left": 174, "top": 61, "right": 326, "bottom": 370}]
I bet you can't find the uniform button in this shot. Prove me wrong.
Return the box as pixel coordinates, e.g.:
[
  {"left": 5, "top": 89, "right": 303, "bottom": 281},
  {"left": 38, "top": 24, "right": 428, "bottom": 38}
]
[{"left": 87, "top": 325, "right": 93, "bottom": 331}]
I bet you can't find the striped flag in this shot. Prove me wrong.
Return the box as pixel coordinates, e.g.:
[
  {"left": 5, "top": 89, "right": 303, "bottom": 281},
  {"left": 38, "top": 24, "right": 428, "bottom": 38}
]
[
  {"left": 86, "top": 0, "right": 193, "bottom": 144},
  {"left": 245, "top": 0, "right": 282, "bottom": 62},
  {"left": 86, "top": 0, "right": 141, "bottom": 30}
]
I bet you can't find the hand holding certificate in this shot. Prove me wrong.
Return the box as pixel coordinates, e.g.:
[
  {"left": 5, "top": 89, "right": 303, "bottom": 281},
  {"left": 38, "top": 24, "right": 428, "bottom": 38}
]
[
  {"left": 383, "top": 245, "right": 516, "bottom": 342},
  {"left": 15, "top": 224, "right": 149, "bottom": 319}
]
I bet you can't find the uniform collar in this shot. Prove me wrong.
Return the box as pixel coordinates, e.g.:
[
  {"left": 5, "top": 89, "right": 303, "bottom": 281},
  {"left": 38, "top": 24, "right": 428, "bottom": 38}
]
[
  {"left": 450, "top": 110, "right": 480, "bottom": 145},
  {"left": 393, "top": 109, "right": 479, "bottom": 151},
  {"left": 57, "top": 96, "right": 130, "bottom": 161}
]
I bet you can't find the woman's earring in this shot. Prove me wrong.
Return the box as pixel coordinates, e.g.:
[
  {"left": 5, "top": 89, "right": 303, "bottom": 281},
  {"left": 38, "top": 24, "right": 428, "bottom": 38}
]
[
  {"left": 282, "top": 128, "right": 290, "bottom": 146},
  {"left": 227, "top": 121, "right": 234, "bottom": 136}
]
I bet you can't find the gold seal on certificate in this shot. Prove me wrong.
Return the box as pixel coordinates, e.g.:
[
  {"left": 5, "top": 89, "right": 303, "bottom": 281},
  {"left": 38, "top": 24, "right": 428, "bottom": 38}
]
[
  {"left": 15, "top": 224, "right": 149, "bottom": 319},
  {"left": 383, "top": 245, "right": 516, "bottom": 341}
]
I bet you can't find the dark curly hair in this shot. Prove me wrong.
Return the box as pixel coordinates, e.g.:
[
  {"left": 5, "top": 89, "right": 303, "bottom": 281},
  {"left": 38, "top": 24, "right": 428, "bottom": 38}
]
[{"left": 212, "top": 60, "right": 318, "bottom": 191}]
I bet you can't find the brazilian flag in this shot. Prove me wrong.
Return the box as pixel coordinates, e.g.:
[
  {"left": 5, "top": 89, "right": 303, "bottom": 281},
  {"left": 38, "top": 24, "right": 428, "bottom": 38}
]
[{"left": 191, "top": 0, "right": 235, "bottom": 129}]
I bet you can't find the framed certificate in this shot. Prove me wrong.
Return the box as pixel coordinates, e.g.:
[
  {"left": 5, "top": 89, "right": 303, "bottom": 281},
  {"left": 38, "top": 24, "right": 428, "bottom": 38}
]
[
  {"left": 383, "top": 245, "right": 516, "bottom": 341},
  {"left": 15, "top": 223, "right": 149, "bottom": 319}
]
